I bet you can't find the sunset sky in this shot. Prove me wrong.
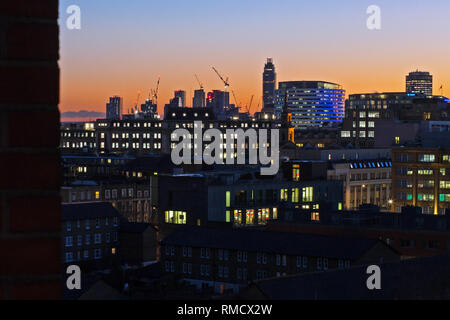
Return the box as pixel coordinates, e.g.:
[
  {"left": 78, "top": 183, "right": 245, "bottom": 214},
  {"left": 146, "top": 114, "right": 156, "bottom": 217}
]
[{"left": 59, "top": 0, "right": 450, "bottom": 121}]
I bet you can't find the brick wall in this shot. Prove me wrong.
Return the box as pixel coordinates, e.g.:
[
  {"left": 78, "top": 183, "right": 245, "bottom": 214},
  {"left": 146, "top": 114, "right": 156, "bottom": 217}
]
[{"left": 0, "top": 0, "right": 61, "bottom": 300}]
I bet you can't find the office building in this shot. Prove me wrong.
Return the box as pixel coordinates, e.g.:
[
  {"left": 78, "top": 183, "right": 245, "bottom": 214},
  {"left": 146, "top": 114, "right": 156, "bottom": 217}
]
[
  {"left": 328, "top": 159, "right": 392, "bottom": 211},
  {"left": 174, "top": 90, "right": 186, "bottom": 107},
  {"left": 106, "top": 96, "right": 123, "bottom": 120},
  {"left": 263, "top": 58, "right": 276, "bottom": 107},
  {"left": 193, "top": 89, "right": 206, "bottom": 108},
  {"left": 406, "top": 71, "right": 433, "bottom": 96},
  {"left": 392, "top": 147, "right": 450, "bottom": 215},
  {"left": 339, "top": 93, "right": 450, "bottom": 148},
  {"left": 206, "top": 90, "right": 230, "bottom": 116},
  {"left": 274, "top": 81, "right": 345, "bottom": 129}
]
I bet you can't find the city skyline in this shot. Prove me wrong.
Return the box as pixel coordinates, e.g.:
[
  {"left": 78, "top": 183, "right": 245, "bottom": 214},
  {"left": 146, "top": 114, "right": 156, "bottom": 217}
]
[{"left": 59, "top": 0, "right": 450, "bottom": 121}]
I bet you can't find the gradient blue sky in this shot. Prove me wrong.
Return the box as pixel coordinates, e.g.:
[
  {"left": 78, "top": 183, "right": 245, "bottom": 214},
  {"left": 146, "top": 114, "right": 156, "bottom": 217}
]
[{"left": 59, "top": 0, "right": 450, "bottom": 118}]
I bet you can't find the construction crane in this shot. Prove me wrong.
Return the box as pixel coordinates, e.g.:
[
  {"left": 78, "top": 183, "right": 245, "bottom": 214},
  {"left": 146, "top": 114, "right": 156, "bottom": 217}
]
[
  {"left": 245, "top": 95, "right": 254, "bottom": 114},
  {"left": 152, "top": 76, "right": 161, "bottom": 106},
  {"left": 212, "top": 67, "right": 230, "bottom": 90},
  {"left": 194, "top": 74, "right": 204, "bottom": 90},
  {"left": 232, "top": 90, "right": 240, "bottom": 110},
  {"left": 133, "top": 90, "right": 142, "bottom": 113},
  {"left": 256, "top": 96, "right": 262, "bottom": 112}
]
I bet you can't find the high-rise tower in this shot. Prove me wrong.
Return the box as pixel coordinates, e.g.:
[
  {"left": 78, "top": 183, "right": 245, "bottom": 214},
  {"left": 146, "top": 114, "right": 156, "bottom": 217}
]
[
  {"left": 106, "top": 96, "right": 123, "bottom": 120},
  {"left": 406, "top": 71, "right": 433, "bottom": 96},
  {"left": 263, "top": 58, "right": 277, "bottom": 108}
]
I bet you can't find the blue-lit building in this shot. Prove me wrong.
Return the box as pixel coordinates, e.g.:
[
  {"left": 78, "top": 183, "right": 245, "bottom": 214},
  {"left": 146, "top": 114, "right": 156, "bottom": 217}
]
[{"left": 274, "top": 81, "right": 345, "bottom": 129}]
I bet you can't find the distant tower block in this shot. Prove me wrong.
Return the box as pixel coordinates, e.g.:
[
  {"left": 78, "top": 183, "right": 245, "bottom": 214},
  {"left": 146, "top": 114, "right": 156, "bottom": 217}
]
[
  {"left": 406, "top": 71, "right": 433, "bottom": 96},
  {"left": 263, "top": 58, "right": 277, "bottom": 108}
]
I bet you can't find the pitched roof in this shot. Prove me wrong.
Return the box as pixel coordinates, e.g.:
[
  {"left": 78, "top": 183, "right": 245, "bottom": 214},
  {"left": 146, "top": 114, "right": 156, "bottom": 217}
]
[
  {"left": 249, "top": 254, "right": 450, "bottom": 300},
  {"left": 62, "top": 202, "right": 121, "bottom": 221},
  {"left": 120, "top": 221, "right": 155, "bottom": 233},
  {"left": 162, "top": 227, "right": 386, "bottom": 260}
]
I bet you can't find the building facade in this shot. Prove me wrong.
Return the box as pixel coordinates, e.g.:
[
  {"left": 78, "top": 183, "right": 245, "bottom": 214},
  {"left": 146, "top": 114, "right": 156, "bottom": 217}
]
[
  {"left": 328, "top": 160, "right": 392, "bottom": 211},
  {"left": 339, "top": 93, "right": 450, "bottom": 148},
  {"left": 263, "top": 58, "right": 276, "bottom": 107},
  {"left": 193, "top": 89, "right": 206, "bottom": 108},
  {"left": 106, "top": 96, "right": 123, "bottom": 120},
  {"left": 161, "top": 227, "right": 399, "bottom": 294},
  {"left": 392, "top": 147, "right": 450, "bottom": 215},
  {"left": 62, "top": 203, "right": 121, "bottom": 269},
  {"left": 406, "top": 71, "right": 433, "bottom": 96},
  {"left": 274, "top": 81, "right": 345, "bottom": 129}
]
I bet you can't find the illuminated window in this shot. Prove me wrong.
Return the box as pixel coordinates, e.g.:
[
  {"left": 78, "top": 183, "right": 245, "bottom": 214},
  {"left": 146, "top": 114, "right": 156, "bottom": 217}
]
[
  {"left": 234, "top": 210, "right": 242, "bottom": 225},
  {"left": 418, "top": 169, "right": 433, "bottom": 175},
  {"left": 395, "top": 137, "right": 400, "bottom": 145},
  {"left": 419, "top": 154, "right": 436, "bottom": 163},
  {"left": 257, "top": 208, "right": 270, "bottom": 225},
  {"left": 280, "top": 189, "right": 289, "bottom": 201},
  {"left": 95, "top": 191, "right": 100, "bottom": 200},
  {"left": 164, "top": 211, "right": 187, "bottom": 225},
  {"left": 302, "top": 187, "right": 313, "bottom": 202},
  {"left": 311, "top": 212, "right": 320, "bottom": 221},
  {"left": 292, "top": 165, "right": 300, "bottom": 181},
  {"left": 291, "top": 188, "right": 299, "bottom": 203},
  {"left": 226, "top": 210, "right": 231, "bottom": 223},
  {"left": 272, "top": 208, "right": 278, "bottom": 220},
  {"left": 225, "top": 191, "right": 231, "bottom": 207},
  {"left": 246, "top": 209, "right": 254, "bottom": 225},
  {"left": 440, "top": 181, "right": 450, "bottom": 189},
  {"left": 417, "top": 194, "right": 434, "bottom": 202}
]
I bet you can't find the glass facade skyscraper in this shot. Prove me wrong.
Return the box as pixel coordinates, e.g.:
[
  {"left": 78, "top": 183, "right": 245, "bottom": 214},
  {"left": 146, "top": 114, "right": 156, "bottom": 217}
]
[{"left": 274, "top": 81, "right": 345, "bottom": 129}]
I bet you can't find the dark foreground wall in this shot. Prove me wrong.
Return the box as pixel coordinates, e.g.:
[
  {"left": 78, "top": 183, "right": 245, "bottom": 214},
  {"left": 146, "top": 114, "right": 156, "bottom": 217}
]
[{"left": 0, "top": 0, "right": 61, "bottom": 299}]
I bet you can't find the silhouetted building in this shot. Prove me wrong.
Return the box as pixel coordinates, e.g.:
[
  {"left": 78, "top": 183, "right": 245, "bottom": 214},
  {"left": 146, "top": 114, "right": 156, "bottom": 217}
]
[
  {"left": 263, "top": 58, "right": 276, "bottom": 107},
  {"left": 161, "top": 227, "right": 399, "bottom": 294},
  {"left": 240, "top": 254, "right": 450, "bottom": 300},
  {"left": 193, "top": 89, "right": 206, "bottom": 108},
  {"left": 106, "top": 96, "right": 123, "bottom": 120},
  {"left": 174, "top": 90, "right": 186, "bottom": 107},
  {"left": 206, "top": 90, "right": 230, "bottom": 116},
  {"left": 407, "top": 71, "right": 433, "bottom": 96},
  {"left": 62, "top": 202, "right": 121, "bottom": 270}
]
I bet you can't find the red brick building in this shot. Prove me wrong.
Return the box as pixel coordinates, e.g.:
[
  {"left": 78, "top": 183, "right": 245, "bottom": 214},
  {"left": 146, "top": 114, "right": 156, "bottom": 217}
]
[{"left": 0, "top": 0, "right": 61, "bottom": 299}]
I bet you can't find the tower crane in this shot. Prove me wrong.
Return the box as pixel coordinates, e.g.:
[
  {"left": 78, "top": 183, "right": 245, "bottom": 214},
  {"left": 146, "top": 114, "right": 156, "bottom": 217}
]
[
  {"left": 232, "top": 90, "right": 240, "bottom": 110},
  {"left": 152, "top": 76, "right": 161, "bottom": 106},
  {"left": 194, "top": 74, "right": 204, "bottom": 90},
  {"left": 212, "top": 67, "right": 230, "bottom": 90},
  {"left": 134, "top": 90, "right": 142, "bottom": 113},
  {"left": 245, "top": 95, "right": 254, "bottom": 114}
]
